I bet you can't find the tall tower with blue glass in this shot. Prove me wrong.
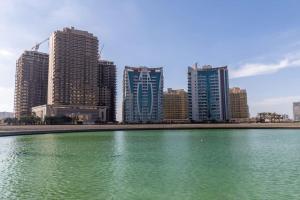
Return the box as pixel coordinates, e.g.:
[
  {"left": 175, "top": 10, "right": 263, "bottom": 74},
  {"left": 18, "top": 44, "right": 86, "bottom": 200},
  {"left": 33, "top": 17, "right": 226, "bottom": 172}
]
[
  {"left": 123, "top": 66, "right": 164, "bottom": 123},
  {"left": 188, "top": 64, "right": 230, "bottom": 122}
]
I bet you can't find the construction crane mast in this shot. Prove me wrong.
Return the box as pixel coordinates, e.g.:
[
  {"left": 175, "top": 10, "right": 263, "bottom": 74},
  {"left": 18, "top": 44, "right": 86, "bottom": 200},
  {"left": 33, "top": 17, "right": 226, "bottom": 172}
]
[
  {"left": 31, "top": 38, "right": 49, "bottom": 51},
  {"left": 99, "top": 44, "right": 104, "bottom": 59}
]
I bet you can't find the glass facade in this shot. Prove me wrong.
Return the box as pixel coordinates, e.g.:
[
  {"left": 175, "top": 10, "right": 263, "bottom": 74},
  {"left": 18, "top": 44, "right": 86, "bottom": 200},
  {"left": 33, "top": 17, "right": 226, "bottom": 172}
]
[
  {"left": 123, "top": 66, "right": 163, "bottom": 123},
  {"left": 188, "top": 64, "right": 230, "bottom": 122}
]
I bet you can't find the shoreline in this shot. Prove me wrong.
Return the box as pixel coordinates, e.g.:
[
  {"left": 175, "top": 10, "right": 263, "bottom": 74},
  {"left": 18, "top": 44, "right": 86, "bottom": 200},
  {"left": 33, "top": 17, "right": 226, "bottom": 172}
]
[{"left": 1, "top": 123, "right": 300, "bottom": 137}]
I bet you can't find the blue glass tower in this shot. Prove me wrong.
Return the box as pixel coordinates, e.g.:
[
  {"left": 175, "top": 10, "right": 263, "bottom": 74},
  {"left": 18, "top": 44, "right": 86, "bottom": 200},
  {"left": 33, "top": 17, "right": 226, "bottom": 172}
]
[
  {"left": 123, "top": 66, "right": 164, "bottom": 123},
  {"left": 188, "top": 64, "right": 230, "bottom": 122}
]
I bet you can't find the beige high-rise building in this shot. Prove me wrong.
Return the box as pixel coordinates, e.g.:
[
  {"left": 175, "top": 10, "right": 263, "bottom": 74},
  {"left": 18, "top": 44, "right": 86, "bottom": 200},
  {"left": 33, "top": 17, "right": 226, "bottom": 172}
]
[
  {"left": 229, "top": 87, "right": 249, "bottom": 119},
  {"left": 32, "top": 27, "right": 104, "bottom": 124},
  {"left": 163, "top": 88, "right": 188, "bottom": 121},
  {"left": 47, "top": 27, "right": 99, "bottom": 106},
  {"left": 14, "top": 51, "right": 49, "bottom": 119}
]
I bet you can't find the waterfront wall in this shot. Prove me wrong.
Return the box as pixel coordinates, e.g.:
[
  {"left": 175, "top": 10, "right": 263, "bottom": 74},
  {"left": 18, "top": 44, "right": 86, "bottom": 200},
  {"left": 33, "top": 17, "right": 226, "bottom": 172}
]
[{"left": 1, "top": 123, "right": 300, "bottom": 137}]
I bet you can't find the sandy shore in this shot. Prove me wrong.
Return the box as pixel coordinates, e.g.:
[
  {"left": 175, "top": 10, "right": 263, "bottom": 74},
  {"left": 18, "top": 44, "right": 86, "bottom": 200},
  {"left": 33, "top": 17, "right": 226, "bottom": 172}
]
[{"left": 1, "top": 123, "right": 300, "bottom": 137}]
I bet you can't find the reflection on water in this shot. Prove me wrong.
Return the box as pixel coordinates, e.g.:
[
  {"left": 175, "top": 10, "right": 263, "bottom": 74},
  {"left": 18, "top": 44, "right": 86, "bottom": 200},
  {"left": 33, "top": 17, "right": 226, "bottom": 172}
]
[{"left": 0, "top": 129, "right": 300, "bottom": 199}]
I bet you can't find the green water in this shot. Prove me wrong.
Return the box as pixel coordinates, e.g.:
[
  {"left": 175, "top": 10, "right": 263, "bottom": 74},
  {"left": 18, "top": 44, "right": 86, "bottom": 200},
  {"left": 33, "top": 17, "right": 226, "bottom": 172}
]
[{"left": 0, "top": 129, "right": 300, "bottom": 200}]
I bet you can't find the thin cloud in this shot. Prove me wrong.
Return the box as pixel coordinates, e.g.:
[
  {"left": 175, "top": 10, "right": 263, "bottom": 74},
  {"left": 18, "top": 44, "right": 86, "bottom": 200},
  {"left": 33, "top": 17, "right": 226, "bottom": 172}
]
[
  {"left": 255, "top": 95, "right": 300, "bottom": 106},
  {"left": 0, "top": 49, "right": 14, "bottom": 58},
  {"left": 231, "top": 54, "right": 300, "bottom": 78},
  {"left": 250, "top": 95, "right": 300, "bottom": 117}
]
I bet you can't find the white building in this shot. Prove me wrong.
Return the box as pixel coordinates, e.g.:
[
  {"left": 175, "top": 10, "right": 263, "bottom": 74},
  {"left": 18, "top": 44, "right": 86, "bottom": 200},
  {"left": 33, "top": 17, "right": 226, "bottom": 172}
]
[
  {"left": 293, "top": 102, "right": 300, "bottom": 121},
  {"left": 32, "top": 105, "right": 108, "bottom": 124},
  {"left": 0, "top": 112, "right": 14, "bottom": 120},
  {"left": 188, "top": 64, "right": 230, "bottom": 122}
]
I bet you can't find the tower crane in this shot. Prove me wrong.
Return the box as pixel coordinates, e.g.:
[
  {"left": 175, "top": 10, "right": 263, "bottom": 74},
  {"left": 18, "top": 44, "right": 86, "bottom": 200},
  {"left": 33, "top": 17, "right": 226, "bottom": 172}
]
[
  {"left": 31, "top": 38, "right": 49, "bottom": 51},
  {"left": 99, "top": 44, "right": 104, "bottom": 59}
]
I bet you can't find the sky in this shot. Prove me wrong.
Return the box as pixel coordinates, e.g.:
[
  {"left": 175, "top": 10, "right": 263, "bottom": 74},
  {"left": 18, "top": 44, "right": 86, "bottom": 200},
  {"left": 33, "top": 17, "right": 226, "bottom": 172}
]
[{"left": 1, "top": 0, "right": 300, "bottom": 121}]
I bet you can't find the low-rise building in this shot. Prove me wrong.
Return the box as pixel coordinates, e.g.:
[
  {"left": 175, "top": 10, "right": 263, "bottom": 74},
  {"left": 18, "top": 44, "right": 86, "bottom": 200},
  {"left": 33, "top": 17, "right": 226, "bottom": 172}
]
[
  {"left": 32, "top": 104, "right": 109, "bottom": 124},
  {"left": 0, "top": 112, "right": 14, "bottom": 120},
  {"left": 256, "top": 112, "right": 290, "bottom": 123}
]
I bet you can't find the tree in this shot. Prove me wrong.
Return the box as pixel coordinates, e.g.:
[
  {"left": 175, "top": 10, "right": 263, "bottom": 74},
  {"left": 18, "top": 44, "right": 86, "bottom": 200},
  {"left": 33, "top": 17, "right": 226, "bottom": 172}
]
[
  {"left": 4, "top": 118, "right": 18, "bottom": 125},
  {"left": 19, "top": 113, "right": 42, "bottom": 125},
  {"left": 44, "top": 116, "right": 72, "bottom": 125}
]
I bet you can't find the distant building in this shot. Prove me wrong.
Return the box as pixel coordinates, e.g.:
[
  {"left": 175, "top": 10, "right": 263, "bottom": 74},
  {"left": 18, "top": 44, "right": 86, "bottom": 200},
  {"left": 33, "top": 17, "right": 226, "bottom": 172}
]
[
  {"left": 98, "top": 60, "right": 117, "bottom": 122},
  {"left": 256, "top": 112, "right": 290, "bottom": 123},
  {"left": 0, "top": 112, "right": 14, "bottom": 120},
  {"left": 293, "top": 102, "right": 300, "bottom": 121},
  {"left": 33, "top": 27, "right": 105, "bottom": 124},
  {"left": 163, "top": 88, "right": 188, "bottom": 122},
  {"left": 123, "top": 66, "right": 163, "bottom": 123},
  {"left": 14, "top": 51, "right": 49, "bottom": 119},
  {"left": 229, "top": 87, "right": 249, "bottom": 120},
  {"left": 188, "top": 64, "right": 230, "bottom": 122}
]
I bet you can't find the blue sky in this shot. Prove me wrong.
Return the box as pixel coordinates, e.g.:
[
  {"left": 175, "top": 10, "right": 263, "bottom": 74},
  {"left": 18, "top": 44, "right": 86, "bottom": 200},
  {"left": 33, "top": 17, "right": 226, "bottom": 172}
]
[{"left": 1, "top": 0, "right": 300, "bottom": 120}]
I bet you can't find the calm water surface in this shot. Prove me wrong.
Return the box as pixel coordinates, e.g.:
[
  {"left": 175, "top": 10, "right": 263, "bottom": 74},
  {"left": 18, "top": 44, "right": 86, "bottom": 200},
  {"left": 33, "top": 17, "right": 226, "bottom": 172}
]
[{"left": 0, "top": 129, "right": 300, "bottom": 199}]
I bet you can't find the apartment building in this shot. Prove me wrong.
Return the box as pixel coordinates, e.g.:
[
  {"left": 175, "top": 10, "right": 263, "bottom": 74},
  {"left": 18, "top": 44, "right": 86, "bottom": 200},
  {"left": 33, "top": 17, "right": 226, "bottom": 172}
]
[
  {"left": 163, "top": 88, "right": 188, "bottom": 122},
  {"left": 123, "top": 66, "right": 163, "bottom": 123},
  {"left": 14, "top": 51, "right": 49, "bottom": 119},
  {"left": 188, "top": 64, "right": 230, "bottom": 122}
]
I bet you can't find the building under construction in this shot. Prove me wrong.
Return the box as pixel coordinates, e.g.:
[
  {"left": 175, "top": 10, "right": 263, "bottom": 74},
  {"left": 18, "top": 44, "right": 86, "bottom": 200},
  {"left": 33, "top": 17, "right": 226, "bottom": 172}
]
[
  {"left": 31, "top": 27, "right": 117, "bottom": 124},
  {"left": 14, "top": 51, "right": 49, "bottom": 119},
  {"left": 33, "top": 27, "right": 101, "bottom": 124},
  {"left": 98, "top": 60, "right": 116, "bottom": 122},
  {"left": 47, "top": 27, "right": 99, "bottom": 106}
]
